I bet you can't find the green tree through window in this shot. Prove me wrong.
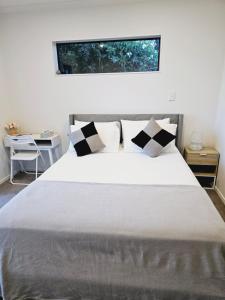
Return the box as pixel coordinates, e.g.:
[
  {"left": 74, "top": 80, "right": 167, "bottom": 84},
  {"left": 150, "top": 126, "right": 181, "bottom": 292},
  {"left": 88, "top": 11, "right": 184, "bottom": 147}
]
[{"left": 56, "top": 37, "right": 160, "bottom": 74}]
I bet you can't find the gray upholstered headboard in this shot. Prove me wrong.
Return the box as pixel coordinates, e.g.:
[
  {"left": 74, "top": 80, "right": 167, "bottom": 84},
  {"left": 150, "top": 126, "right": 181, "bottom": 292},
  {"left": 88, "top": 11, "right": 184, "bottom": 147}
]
[{"left": 69, "top": 114, "right": 183, "bottom": 151}]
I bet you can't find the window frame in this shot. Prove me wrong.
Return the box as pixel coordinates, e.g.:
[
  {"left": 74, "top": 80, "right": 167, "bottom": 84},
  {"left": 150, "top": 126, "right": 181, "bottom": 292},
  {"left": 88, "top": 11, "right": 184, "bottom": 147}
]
[{"left": 54, "top": 35, "right": 161, "bottom": 75}]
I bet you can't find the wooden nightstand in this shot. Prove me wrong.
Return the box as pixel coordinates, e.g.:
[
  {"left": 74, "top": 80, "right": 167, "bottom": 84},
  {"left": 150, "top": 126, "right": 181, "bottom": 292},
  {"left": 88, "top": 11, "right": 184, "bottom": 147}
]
[{"left": 184, "top": 147, "right": 220, "bottom": 190}]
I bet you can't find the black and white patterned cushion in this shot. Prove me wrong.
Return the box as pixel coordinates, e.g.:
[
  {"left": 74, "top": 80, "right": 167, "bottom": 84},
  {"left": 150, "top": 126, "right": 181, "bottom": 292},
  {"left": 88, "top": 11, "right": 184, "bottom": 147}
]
[
  {"left": 71, "top": 122, "right": 105, "bottom": 156},
  {"left": 131, "top": 118, "right": 175, "bottom": 157}
]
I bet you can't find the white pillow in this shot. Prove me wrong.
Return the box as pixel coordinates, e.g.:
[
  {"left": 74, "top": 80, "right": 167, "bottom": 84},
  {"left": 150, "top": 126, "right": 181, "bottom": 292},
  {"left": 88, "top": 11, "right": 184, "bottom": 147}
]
[
  {"left": 121, "top": 118, "right": 171, "bottom": 153},
  {"left": 69, "top": 121, "right": 121, "bottom": 153}
]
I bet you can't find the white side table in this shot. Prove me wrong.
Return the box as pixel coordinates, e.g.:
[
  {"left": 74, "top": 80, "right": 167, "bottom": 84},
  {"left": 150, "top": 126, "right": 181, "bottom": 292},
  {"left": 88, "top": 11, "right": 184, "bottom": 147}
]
[{"left": 4, "top": 133, "right": 61, "bottom": 166}]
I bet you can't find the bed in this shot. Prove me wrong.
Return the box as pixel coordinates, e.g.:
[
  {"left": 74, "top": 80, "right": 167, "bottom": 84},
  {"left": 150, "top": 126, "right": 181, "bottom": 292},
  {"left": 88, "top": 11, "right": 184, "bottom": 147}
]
[{"left": 0, "top": 114, "right": 225, "bottom": 300}]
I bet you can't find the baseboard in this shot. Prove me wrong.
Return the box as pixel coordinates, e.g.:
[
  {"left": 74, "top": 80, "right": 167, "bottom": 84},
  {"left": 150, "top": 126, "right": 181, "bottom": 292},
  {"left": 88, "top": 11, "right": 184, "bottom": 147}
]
[
  {"left": 0, "top": 175, "right": 10, "bottom": 185},
  {"left": 215, "top": 186, "right": 225, "bottom": 205}
]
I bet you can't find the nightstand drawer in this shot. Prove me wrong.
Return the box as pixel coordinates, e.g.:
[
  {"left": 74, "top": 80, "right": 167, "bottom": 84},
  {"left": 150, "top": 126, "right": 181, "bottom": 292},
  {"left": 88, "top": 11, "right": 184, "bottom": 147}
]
[
  {"left": 185, "top": 153, "right": 219, "bottom": 165},
  {"left": 189, "top": 164, "right": 217, "bottom": 174}
]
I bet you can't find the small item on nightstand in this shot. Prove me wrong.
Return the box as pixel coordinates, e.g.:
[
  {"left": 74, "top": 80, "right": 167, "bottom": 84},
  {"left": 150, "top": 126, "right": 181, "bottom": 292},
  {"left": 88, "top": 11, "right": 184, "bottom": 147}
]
[
  {"left": 189, "top": 130, "right": 203, "bottom": 151},
  {"left": 4, "top": 122, "right": 20, "bottom": 136},
  {"left": 40, "top": 130, "right": 54, "bottom": 138}
]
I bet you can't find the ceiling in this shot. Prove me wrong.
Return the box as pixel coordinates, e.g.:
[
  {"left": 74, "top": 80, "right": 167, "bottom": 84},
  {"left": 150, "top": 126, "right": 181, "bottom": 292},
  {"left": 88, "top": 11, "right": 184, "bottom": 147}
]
[
  {"left": 0, "top": 0, "right": 78, "bottom": 10},
  {"left": 0, "top": 0, "right": 142, "bottom": 12},
  {"left": 0, "top": 0, "right": 74, "bottom": 6}
]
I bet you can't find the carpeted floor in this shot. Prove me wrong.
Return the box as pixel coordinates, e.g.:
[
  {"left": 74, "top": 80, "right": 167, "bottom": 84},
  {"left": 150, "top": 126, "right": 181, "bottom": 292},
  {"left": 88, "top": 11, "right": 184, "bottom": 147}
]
[
  {"left": 0, "top": 173, "right": 35, "bottom": 209},
  {"left": 0, "top": 173, "right": 225, "bottom": 221}
]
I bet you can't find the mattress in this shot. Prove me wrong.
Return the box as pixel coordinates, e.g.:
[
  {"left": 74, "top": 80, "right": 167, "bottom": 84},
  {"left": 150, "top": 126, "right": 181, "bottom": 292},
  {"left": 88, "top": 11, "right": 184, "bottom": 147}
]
[{"left": 39, "top": 147, "right": 199, "bottom": 186}]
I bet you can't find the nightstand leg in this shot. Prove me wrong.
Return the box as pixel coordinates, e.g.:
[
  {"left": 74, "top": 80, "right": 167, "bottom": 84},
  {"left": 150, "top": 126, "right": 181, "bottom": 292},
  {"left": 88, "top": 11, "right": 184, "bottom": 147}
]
[{"left": 48, "top": 149, "right": 54, "bottom": 166}]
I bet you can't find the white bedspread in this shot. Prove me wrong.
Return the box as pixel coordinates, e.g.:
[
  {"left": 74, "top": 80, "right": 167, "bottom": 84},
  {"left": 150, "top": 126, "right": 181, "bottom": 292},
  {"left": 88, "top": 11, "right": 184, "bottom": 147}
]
[{"left": 39, "top": 147, "right": 199, "bottom": 186}]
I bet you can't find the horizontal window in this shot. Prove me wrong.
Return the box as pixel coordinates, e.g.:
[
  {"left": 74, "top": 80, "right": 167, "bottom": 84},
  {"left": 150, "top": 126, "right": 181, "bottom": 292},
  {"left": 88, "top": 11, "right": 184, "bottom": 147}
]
[{"left": 56, "top": 36, "right": 160, "bottom": 74}]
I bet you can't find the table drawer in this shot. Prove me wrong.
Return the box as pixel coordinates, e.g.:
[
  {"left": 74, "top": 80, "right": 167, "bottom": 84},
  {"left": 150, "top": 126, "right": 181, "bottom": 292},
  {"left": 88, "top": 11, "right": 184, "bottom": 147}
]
[{"left": 186, "top": 153, "right": 218, "bottom": 165}]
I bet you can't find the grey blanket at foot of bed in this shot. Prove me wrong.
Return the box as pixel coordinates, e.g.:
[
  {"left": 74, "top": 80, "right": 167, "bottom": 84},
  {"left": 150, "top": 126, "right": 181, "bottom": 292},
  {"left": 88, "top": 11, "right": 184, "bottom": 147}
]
[{"left": 0, "top": 180, "right": 225, "bottom": 300}]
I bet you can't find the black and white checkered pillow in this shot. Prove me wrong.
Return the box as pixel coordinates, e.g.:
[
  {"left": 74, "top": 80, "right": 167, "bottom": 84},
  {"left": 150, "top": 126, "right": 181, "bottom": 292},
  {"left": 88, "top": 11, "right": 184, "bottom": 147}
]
[
  {"left": 71, "top": 122, "right": 105, "bottom": 156},
  {"left": 131, "top": 118, "right": 175, "bottom": 157}
]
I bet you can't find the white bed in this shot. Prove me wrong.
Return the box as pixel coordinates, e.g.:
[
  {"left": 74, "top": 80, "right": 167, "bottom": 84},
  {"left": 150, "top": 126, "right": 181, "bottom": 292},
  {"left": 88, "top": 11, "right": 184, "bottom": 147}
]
[
  {"left": 39, "top": 147, "right": 199, "bottom": 186},
  {"left": 1, "top": 114, "right": 225, "bottom": 300}
]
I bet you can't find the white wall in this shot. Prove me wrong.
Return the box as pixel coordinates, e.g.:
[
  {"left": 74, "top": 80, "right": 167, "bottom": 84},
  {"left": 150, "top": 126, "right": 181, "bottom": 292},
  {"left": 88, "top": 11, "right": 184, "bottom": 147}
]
[
  {"left": 0, "top": 0, "right": 224, "bottom": 153},
  {"left": 215, "top": 59, "right": 225, "bottom": 200},
  {"left": 1, "top": 0, "right": 225, "bottom": 193},
  {"left": 0, "top": 44, "right": 11, "bottom": 182}
]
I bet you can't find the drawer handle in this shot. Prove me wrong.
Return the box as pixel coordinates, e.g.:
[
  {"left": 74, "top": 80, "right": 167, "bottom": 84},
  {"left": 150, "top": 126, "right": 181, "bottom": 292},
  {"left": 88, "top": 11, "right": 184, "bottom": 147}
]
[{"left": 200, "top": 153, "right": 207, "bottom": 156}]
